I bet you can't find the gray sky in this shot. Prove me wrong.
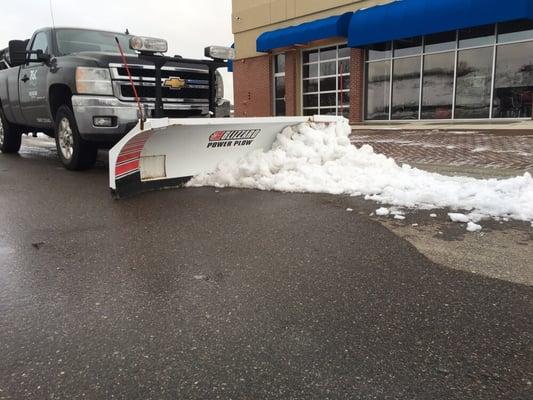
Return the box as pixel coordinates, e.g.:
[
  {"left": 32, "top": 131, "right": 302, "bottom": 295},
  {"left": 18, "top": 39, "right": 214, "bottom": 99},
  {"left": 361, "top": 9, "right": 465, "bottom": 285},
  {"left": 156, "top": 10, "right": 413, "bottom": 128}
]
[{"left": 0, "top": 0, "right": 234, "bottom": 102}]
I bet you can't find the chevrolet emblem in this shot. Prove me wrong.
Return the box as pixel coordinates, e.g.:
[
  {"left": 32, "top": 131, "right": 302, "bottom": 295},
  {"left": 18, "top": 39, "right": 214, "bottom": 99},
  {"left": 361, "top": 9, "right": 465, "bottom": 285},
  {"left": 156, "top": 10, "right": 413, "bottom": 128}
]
[{"left": 163, "top": 77, "right": 186, "bottom": 90}]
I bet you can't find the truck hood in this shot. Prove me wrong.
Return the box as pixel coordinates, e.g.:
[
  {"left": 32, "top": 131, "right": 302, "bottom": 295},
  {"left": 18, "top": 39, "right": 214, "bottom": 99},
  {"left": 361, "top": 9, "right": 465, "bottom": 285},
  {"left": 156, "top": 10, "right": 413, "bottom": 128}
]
[{"left": 62, "top": 52, "right": 208, "bottom": 70}]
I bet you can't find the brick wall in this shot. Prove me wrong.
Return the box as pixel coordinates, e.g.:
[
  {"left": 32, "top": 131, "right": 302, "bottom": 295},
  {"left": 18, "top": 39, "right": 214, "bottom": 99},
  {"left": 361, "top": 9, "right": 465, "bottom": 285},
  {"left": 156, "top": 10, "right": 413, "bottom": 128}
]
[
  {"left": 284, "top": 50, "right": 298, "bottom": 116},
  {"left": 349, "top": 48, "right": 365, "bottom": 124},
  {"left": 233, "top": 55, "right": 273, "bottom": 117}
]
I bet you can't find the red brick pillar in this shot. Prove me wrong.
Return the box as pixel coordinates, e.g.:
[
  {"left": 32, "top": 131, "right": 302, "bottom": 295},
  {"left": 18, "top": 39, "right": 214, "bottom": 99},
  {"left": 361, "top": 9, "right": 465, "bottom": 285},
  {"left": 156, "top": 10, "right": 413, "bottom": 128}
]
[
  {"left": 233, "top": 55, "right": 273, "bottom": 117},
  {"left": 349, "top": 48, "right": 365, "bottom": 124},
  {"left": 284, "top": 50, "right": 298, "bottom": 116}
]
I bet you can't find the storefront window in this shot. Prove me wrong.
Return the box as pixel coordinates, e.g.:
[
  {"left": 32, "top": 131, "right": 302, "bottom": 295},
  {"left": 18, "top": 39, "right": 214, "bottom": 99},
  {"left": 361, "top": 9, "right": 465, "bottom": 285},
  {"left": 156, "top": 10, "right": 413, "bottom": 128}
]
[
  {"left": 498, "top": 20, "right": 533, "bottom": 44},
  {"left": 421, "top": 52, "right": 455, "bottom": 119},
  {"left": 458, "top": 25, "right": 495, "bottom": 48},
  {"left": 364, "top": 20, "right": 533, "bottom": 120},
  {"left": 366, "top": 42, "right": 392, "bottom": 61},
  {"left": 393, "top": 36, "right": 422, "bottom": 58},
  {"left": 391, "top": 56, "right": 421, "bottom": 119},
  {"left": 365, "top": 61, "right": 390, "bottom": 120},
  {"left": 424, "top": 31, "right": 456, "bottom": 53},
  {"left": 454, "top": 47, "right": 493, "bottom": 119},
  {"left": 302, "top": 44, "right": 350, "bottom": 117},
  {"left": 493, "top": 41, "right": 533, "bottom": 118}
]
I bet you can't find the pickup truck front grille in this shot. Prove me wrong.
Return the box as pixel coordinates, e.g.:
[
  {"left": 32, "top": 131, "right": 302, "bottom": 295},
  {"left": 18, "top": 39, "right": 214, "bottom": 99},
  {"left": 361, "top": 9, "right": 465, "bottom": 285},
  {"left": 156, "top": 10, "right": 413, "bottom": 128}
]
[
  {"left": 109, "top": 63, "right": 210, "bottom": 114},
  {"left": 119, "top": 85, "right": 208, "bottom": 101}
]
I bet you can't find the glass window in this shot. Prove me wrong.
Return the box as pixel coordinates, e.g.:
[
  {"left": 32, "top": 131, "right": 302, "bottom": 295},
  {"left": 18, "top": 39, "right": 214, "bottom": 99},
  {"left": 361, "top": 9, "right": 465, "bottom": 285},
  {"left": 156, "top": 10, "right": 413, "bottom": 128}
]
[
  {"left": 498, "top": 20, "right": 533, "bottom": 44},
  {"left": 275, "top": 77, "right": 285, "bottom": 99},
  {"left": 393, "top": 36, "right": 422, "bottom": 57},
  {"left": 424, "top": 31, "right": 456, "bottom": 53},
  {"left": 365, "top": 23, "right": 533, "bottom": 121},
  {"left": 303, "top": 94, "right": 318, "bottom": 108},
  {"left": 319, "top": 77, "right": 336, "bottom": 92},
  {"left": 338, "top": 91, "right": 350, "bottom": 107},
  {"left": 303, "top": 79, "right": 318, "bottom": 93},
  {"left": 302, "top": 44, "right": 350, "bottom": 117},
  {"left": 320, "top": 108, "right": 337, "bottom": 115},
  {"left": 493, "top": 41, "right": 533, "bottom": 118},
  {"left": 56, "top": 29, "right": 134, "bottom": 55},
  {"left": 421, "top": 52, "right": 455, "bottom": 119},
  {"left": 274, "top": 54, "right": 285, "bottom": 74},
  {"left": 275, "top": 100, "right": 285, "bottom": 116},
  {"left": 320, "top": 92, "right": 337, "bottom": 107},
  {"left": 366, "top": 42, "right": 392, "bottom": 61},
  {"left": 338, "top": 45, "right": 351, "bottom": 59},
  {"left": 303, "top": 50, "right": 318, "bottom": 64},
  {"left": 338, "top": 75, "right": 350, "bottom": 91},
  {"left": 338, "top": 59, "right": 350, "bottom": 75},
  {"left": 458, "top": 25, "right": 495, "bottom": 48},
  {"left": 391, "top": 56, "right": 421, "bottom": 119},
  {"left": 455, "top": 47, "right": 493, "bottom": 118},
  {"left": 273, "top": 54, "right": 285, "bottom": 116},
  {"left": 320, "top": 61, "right": 336, "bottom": 76},
  {"left": 303, "top": 64, "right": 318, "bottom": 78},
  {"left": 365, "top": 60, "right": 391, "bottom": 120},
  {"left": 29, "top": 32, "right": 49, "bottom": 62},
  {"left": 320, "top": 46, "right": 337, "bottom": 61}
]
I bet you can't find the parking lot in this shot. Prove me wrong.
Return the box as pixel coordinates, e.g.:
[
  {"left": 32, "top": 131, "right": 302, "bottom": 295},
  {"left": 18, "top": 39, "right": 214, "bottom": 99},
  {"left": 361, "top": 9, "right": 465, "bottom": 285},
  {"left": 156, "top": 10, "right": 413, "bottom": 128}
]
[{"left": 0, "top": 137, "right": 531, "bottom": 399}]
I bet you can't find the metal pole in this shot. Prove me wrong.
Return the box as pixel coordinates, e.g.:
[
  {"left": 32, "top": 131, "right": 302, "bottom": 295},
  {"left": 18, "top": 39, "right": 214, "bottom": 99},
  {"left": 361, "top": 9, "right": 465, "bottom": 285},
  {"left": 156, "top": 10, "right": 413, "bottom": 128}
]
[
  {"left": 154, "top": 59, "right": 164, "bottom": 118},
  {"left": 208, "top": 66, "right": 216, "bottom": 116}
]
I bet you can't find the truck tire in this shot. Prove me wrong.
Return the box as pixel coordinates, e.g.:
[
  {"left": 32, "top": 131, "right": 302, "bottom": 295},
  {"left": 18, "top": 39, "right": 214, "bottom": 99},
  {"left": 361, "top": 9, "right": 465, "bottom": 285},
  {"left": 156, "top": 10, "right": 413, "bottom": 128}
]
[
  {"left": 54, "top": 105, "right": 97, "bottom": 170},
  {"left": 0, "top": 108, "right": 22, "bottom": 154}
]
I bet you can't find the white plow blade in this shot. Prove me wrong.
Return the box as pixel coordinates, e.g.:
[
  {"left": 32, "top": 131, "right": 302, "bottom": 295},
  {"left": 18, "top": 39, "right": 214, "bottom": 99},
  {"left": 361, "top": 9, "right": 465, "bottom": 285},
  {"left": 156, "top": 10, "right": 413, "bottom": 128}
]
[{"left": 109, "top": 116, "right": 344, "bottom": 198}]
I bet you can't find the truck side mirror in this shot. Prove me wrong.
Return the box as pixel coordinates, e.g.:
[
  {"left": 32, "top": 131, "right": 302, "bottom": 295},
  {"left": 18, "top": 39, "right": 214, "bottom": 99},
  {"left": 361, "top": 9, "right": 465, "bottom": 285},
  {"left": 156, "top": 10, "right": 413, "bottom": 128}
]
[
  {"left": 34, "top": 50, "right": 51, "bottom": 64},
  {"left": 8, "top": 40, "right": 28, "bottom": 66}
]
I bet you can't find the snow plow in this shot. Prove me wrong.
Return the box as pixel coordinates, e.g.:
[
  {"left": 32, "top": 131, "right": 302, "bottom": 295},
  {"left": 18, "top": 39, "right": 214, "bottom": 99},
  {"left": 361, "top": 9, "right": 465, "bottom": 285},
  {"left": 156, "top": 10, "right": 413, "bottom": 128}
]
[
  {"left": 106, "top": 35, "right": 344, "bottom": 197},
  {"left": 109, "top": 115, "right": 343, "bottom": 198}
]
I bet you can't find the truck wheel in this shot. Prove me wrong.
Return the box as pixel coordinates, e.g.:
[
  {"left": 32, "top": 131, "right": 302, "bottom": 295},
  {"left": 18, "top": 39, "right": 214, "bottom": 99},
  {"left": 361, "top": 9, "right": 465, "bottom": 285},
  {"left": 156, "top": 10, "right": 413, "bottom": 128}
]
[
  {"left": 54, "top": 105, "right": 97, "bottom": 170},
  {"left": 0, "top": 108, "right": 22, "bottom": 154}
]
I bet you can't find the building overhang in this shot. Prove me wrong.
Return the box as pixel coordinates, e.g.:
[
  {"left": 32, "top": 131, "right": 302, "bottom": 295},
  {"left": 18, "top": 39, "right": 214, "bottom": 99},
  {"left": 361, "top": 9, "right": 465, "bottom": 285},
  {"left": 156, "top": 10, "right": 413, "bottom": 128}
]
[
  {"left": 255, "top": 0, "right": 533, "bottom": 54},
  {"left": 256, "top": 12, "right": 352, "bottom": 53},
  {"left": 348, "top": 0, "right": 533, "bottom": 47}
]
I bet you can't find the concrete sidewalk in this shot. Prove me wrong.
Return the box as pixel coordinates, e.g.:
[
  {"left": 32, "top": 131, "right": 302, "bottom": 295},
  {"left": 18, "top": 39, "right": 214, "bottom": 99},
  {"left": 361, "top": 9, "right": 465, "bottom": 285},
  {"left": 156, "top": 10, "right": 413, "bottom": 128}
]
[{"left": 350, "top": 124, "right": 533, "bottom": 178}]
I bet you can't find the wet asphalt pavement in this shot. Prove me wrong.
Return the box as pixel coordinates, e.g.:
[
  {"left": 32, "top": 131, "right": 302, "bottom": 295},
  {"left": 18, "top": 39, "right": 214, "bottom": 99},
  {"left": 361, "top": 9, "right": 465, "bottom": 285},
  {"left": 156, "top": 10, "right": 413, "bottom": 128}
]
[{"left": 0, "top": 138, "right": 532, "bottom": 399}]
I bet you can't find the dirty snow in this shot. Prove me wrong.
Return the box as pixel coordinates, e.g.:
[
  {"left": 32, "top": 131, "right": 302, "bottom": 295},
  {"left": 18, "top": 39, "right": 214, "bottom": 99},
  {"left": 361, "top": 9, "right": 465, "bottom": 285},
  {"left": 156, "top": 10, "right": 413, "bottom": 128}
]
[
  {"left": 448, "top": 213, "right": 470, "bottom": 223},
  {"left": 189, "top": 120, "right": 533, "bottom": 223},
  {"left": 375, "top": 207, "right": 390, "bottom": 216},
  {"left": 466, "top": 221, "right": 483, "bottom": 232}
]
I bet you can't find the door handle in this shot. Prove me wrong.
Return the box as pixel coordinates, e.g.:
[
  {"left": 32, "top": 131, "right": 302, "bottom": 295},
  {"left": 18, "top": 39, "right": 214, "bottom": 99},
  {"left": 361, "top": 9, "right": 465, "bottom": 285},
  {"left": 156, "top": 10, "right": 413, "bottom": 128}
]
[{"left": 21, "top": 74, "right": 29, "bottom": 83}]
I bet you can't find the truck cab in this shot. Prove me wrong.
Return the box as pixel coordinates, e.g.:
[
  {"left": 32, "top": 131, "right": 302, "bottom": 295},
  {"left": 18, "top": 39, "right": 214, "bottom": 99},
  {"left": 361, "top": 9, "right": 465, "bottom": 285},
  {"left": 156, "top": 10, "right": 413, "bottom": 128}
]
[{"left": 0, "top": 28, "right": 231, "bottom": 169}]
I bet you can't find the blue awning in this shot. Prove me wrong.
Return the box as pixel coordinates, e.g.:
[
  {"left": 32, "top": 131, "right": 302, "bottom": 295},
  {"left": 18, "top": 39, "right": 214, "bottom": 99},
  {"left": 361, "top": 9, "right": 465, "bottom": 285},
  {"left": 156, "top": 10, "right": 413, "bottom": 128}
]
[
  {"left": 257, "top": 12, "right": 352, "bottom": 52},
  {"left": 227, "top": 43, "right": 234, "bottom": 72},
  {"left": 348, "top": 0, "right": 533, "bottom": 48}
]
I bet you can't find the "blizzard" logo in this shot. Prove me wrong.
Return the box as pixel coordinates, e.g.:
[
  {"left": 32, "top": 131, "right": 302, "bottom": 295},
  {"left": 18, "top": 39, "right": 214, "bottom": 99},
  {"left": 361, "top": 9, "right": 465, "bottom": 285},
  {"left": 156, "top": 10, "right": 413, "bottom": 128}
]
[{"left": 207, "top": 129, "right": 261, "bottom": 148}]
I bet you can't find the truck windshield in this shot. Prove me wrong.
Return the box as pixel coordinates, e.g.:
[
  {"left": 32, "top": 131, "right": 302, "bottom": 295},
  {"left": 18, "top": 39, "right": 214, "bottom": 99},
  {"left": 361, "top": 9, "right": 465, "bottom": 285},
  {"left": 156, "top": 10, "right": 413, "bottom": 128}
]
[{"left": 55, "top": 29, "right": 136, "bottom": 55}]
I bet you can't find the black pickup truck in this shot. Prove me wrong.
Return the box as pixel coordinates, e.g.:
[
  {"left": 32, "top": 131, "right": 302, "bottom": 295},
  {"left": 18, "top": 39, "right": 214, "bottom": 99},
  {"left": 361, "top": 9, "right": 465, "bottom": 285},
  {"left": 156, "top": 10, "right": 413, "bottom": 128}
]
[{"left": 0, "top": 28, "right": 232, "bottom": 169}]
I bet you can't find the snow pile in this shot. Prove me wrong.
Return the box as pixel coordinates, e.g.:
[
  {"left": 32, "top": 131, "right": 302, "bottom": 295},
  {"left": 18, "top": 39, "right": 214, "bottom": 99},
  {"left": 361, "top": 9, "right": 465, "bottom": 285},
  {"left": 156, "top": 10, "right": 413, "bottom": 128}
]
[{"left": 188, "top": 120, "right": 533, "bottom": 223}]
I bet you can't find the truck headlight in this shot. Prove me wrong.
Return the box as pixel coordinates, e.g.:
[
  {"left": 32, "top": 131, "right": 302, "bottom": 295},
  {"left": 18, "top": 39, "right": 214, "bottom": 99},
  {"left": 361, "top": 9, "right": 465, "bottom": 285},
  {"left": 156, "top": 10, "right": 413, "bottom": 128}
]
[
  {"left": 204, "top": 46, "right": 235, "bottom": 61},
  {"left": 130, "top": 36, "right": 168, "bottom": 53},
  {"left": 75, "top": 67, "right": 113, "bottom": 96},
  {"left": 215, "top": 70, "right": 224, "bottom": 100}
]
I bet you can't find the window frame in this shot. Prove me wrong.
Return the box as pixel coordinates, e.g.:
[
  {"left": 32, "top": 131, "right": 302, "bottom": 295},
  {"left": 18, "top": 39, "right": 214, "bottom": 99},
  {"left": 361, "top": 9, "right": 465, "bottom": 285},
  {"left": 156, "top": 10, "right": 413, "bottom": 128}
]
[
  {"left": 273, "top": 54, "right": 286, "bottom": 116},
  {"left": 364, "top": 22, "right": 533, "bottom": 121},
  {"left": 301, "top": 43, "right": 350, "bottom": 118}
]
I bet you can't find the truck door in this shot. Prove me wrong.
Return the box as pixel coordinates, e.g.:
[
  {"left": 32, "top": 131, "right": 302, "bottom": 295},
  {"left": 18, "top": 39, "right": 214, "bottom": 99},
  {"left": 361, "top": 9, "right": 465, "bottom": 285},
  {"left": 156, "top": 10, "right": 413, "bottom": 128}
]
[{"left": 19, "top": 31, "right": 52, "bottom": 128}]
